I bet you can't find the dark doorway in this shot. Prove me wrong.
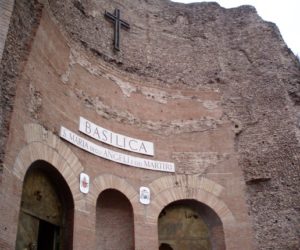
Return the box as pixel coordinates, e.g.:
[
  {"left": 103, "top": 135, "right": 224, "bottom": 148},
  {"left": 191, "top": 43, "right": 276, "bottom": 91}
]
[
  {"left": 159, "top": 243, "right": 174, "bottom": 250},
  {"left": 15, "top": 161, "right": 74, "bottom": 250},
  {"left": 37, "top": 220, "right": 60, "bottom": 250}
]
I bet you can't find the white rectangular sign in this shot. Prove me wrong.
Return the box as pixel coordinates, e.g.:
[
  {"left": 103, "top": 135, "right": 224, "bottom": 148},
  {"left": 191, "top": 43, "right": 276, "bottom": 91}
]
[
  {"left": 60, "top": 127, "right": 175, "bottom": 172},
  {"left": 79, "top": 173, "right": 90, "bottom": 194},
  {"left": 140, "top": 186, "right": 150, "bottom": 205},
  {"left": 79, "top": 117, "right": 154, "bottom": 156}
]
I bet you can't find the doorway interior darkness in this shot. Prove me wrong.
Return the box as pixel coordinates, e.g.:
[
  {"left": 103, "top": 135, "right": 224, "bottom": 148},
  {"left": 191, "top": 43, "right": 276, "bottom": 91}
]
[
  {"left": 15, "top": 161, "right": 74, "bottom": 250},
  {"left": 37, "top": 219, "right": 60, "bottom": 250},
  {"left": 158, "top": 199, "right": 225, "bottom": 250}
]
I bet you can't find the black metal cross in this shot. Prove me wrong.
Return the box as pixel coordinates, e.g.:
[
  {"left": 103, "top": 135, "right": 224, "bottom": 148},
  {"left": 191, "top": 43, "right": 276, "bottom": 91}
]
[{"left": 104, "top": 8, "right": 130, "bottom": 51}]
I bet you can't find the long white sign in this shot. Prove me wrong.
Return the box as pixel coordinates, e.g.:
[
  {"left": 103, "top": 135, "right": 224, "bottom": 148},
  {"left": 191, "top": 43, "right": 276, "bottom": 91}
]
[
  {"left": 79, "top": 117, "right": 154, "bottom": 156},
  {"left": 60, "top": 127, "right": 175, "bottom": 172}
]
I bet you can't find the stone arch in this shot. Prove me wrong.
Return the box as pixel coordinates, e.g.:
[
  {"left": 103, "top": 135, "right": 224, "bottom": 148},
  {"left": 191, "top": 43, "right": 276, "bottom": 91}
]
[
  {"left": 96, "top": 188, "right": 135, "bottom": 250},
  {"left": 16, "top": 160, "right": 75, "bottom": 250},
  {"left": 149, "top": 175, "right": 224, "bottom": 198},
  {"left": 148, "top": 175, "right": 232, "bottom": 222},
  {"left": 13, "top": 123, "right": 84, "bottom": 207},
  {"left": 149, "top": 187, "right": 234, "bottom": 224},
  {"left": 88, "top": 174, "right": 139, "bottom": 249},
  {"left": 147, "top": 175, "right": 235, "bottom": 249},
  {"left": 89, "top": 174, "right": 138, "bottom": 208}
]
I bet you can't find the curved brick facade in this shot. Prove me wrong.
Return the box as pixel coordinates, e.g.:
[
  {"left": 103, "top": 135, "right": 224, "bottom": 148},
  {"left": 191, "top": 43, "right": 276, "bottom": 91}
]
[{"left": 0, "top": 0, "right": 299, "bottom": 249}]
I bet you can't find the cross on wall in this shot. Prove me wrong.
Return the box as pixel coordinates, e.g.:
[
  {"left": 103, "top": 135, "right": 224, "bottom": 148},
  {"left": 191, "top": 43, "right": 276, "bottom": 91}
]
[{"left": 104, "top": 8, "right": 130, "bottom": 51}]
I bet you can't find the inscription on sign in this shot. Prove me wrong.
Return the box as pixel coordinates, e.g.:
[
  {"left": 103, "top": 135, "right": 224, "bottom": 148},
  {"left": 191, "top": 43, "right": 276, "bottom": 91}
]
[
  {"left": 79, "top": 117, "right": 154, "bottom": 156},
  {"left": 60, "top": 127, "right": 175, "bottom": 173}
]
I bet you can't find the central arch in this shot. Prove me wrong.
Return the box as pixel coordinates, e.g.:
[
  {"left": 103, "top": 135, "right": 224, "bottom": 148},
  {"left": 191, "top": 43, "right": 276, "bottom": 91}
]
[
  {"left": 96, "top": 189, "right": 135, "bottom": 250},
  {"left": 158, "top": 200, "right": 225, "bottom": 250}
]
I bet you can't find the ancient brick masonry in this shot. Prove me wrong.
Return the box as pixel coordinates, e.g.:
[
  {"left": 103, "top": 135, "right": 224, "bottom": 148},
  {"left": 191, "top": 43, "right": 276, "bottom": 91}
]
[
  {"left": 0, "top": 0, "right": 43, "bottom": 170},
  {"left": 45, "top": 1, "right": 300, "bottom": 247},
  {"left": 0, "top": 0, "right": 300, "bottom": 249}
]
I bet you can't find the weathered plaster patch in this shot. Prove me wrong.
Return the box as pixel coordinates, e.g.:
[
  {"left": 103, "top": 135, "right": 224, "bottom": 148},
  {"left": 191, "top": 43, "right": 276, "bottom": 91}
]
[
  {"left": 62, "top": 49, "right": 221, "bottom": 106},
  {"left": 28, "top": 83, "right": 42, "bottom": 119},
  {"left": 172, "top": 152, "right": 229, "bottom": 175},
  {"left": 106, "top": 74, "right": 137, "bottom": 97},
  {"left": 61, "top": 48, "right": 105, "bottom": 84},
  {"left": 74, "top": 86, "right": 220, "bottom": 134},
  {"left": 203, "top": 100, "right": 219, "bottom": 110},
  {"left": 140, "top": 87, "right": 169, "bottom": 104}
]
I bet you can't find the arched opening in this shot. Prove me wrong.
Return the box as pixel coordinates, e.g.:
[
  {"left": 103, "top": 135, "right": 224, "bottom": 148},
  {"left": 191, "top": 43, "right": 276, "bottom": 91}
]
[
  {"left": 15, "top": 161, "right": 74, "bottom": 250},
  {"left": 96, "top": 189, "right": 134, "bottom": 250},
  {"left": 158, "top": 199, "right": 225, "bottom": 250}
]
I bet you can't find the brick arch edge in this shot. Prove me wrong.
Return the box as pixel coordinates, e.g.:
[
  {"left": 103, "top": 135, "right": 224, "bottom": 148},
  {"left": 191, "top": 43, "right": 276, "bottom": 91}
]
[
  {"left": 147, "top": 175, "right": 236, "bottom": 249},
  {"left": 13, "top": 123, "right": 84, "bottom": 209}
]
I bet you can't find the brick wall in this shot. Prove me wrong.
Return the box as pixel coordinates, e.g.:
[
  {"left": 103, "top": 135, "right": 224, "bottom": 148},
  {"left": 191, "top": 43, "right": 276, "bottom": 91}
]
[{"left": 0, "top": 0, "right": 43, "bottom": 169}]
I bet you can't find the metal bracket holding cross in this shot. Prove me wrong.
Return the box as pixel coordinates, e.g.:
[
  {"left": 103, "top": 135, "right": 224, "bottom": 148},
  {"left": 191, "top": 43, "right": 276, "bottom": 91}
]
[{"left": 104, "top": 8, "right": 130, "bottom": 51}]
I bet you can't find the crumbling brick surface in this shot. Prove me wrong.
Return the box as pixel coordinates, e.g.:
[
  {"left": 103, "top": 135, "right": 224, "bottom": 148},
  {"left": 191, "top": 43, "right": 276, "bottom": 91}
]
[{"left": 0, "top": 0, "right": 43, "bottom": 170}]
